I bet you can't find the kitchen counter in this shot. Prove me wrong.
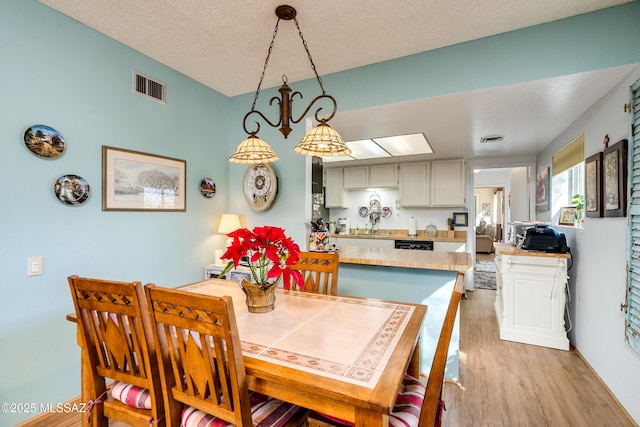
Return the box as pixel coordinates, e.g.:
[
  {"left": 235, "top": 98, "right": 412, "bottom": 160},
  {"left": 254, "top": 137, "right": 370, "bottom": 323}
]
[
  {"left": 495, "top": 242, "right": 571, "bottom": 259},
  {"left": 338, "top": 246, "right": 472, "bottom": 272},
  {"left": 334, "top": 230, "right": 466, "bottom": 243}
]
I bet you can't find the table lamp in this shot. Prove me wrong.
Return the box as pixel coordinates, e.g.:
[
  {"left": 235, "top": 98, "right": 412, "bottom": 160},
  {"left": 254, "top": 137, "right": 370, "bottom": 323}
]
[{"left": 218, "top": 214, "right": 241, "bottom": 247}]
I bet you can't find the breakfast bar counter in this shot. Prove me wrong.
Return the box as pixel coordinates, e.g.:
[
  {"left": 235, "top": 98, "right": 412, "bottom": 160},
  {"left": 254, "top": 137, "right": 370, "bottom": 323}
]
[{"left": 338, "top": 246, "right": 472, "bottom": 272}]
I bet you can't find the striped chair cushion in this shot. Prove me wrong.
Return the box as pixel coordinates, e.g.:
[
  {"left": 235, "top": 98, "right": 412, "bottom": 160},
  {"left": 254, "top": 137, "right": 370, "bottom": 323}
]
[
  {"left": 181, "top": 391, "right": 304, "bottom": 427},
  {"left": 110, "top": 380, "right": 151, "bottom": 409},
  {"left": 309, "top": 374, "right": 426, "bottom": 427}
]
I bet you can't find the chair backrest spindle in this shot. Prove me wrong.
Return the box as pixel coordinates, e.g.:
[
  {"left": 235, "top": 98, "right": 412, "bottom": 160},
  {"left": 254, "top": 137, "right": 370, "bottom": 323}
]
[{"left": 290, "top": 251, "right": 339, "bottom": 295}]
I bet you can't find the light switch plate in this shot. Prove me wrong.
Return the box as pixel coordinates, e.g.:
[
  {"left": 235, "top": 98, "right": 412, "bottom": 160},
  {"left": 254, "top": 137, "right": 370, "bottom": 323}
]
[{"left": 28, "top": 256, "right": 42, "bottom": 276}]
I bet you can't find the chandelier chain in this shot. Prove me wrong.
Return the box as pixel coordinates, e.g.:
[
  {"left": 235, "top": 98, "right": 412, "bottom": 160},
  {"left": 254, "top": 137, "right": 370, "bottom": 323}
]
[
  {"left": 251, "top": 18, "right": 282, "bottom": 111},
  {"left": 293, "top": 17, "right": 325, "bottom": 95}
]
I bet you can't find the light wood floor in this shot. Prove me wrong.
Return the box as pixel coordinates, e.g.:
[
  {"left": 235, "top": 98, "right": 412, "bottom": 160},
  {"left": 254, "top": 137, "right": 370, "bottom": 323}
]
[
  {"left": 21, "top": 273, "right": 637, "bottom": 427},
  {"left": 441, "top": 287, "right": 637, "bottom": 427}
]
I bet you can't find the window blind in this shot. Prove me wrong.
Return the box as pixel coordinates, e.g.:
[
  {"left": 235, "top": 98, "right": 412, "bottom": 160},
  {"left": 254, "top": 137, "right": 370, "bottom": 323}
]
[
  {"left": 626, "top": 77, "right": 640, "bottom": 354},
  {"left": 552, "top": 133, "right": 584, "bottom": 176}
]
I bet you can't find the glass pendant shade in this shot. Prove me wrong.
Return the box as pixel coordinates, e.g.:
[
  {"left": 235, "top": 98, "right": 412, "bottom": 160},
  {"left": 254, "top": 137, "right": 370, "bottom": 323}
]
[
  {"left": 294, "top": 122, "right": 351, "bottom": 157},
  {"left": 229, "top": 134, "right": 280, "bottom": 163}
]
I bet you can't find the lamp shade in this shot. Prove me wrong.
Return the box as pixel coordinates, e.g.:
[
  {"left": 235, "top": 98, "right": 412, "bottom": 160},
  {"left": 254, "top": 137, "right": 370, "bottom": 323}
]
[
  {"left": 218, "top": 214, "right": 241, "bottom": 234},
  {"left": 229, "top": 134, "right": 279, "bottom": 164},
  {"left": 294, "top": 121, "right": 351, "bottom": 157}
]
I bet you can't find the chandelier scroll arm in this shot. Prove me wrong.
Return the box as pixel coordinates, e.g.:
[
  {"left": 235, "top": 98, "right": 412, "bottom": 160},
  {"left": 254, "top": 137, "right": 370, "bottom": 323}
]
[
  {"left": 290, "top": 94, "right": 338, "bottom": 125},
  {"left": 242, "top": 110, "right": 280, "bottom": 136}
]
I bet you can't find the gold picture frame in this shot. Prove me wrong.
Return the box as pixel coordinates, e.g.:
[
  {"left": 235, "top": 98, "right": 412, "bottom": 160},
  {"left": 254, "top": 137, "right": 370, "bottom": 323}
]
[
  {"left": 102, "top": 146, "right": 186, "bottom": 211},
  {"left": 558, "top": 206, "right": 577, "bottom": 226}
]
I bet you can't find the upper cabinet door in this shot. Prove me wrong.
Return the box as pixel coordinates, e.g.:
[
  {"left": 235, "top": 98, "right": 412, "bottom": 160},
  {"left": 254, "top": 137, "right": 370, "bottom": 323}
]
[
  {"left": 343, "top": 166, "right": 369, "bottom": 189},
  {"left": 324, "top": 168, "right": 345, "bottom": 207},
  {"left": 431, "top": 159, "right": 465, "bottom": 207},
  {"left": 369, "top": 164, "right": 398, "bottom": 188},
  {"left": 400, "top": 162, "right": 430, "bottom": 206}
]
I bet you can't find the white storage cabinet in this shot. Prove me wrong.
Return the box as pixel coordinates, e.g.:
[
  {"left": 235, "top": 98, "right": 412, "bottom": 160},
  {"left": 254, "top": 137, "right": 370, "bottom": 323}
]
[{"left": 494, "top": 251, "right": 569, "bottom": 350}]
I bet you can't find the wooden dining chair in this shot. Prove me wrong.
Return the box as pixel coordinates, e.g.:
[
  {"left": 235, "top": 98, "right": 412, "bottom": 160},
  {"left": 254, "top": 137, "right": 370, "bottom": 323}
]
[
  {"left": 67, "top": 275, "right": 166, "bottom": 427},
  {"left": 290, "top": 251, "right": 339, "bottom": 295},
  {"left": 144, "top": 284, "right": 309, "bottom": 427},
  {"left": 307, "top": 272, "right": 465, "bottom": 427}
]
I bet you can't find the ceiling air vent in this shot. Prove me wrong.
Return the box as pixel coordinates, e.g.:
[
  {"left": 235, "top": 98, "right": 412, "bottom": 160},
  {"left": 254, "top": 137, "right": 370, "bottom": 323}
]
[
  {"left": 133, "top": 71, "right": 166, "bottom": 104},
  {"left": 480, "top": 135, "right": 503, "bottom": 144}
]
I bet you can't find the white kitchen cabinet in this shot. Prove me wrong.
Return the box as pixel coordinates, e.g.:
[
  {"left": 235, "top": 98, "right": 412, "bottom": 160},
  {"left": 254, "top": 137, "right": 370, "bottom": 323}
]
[
  {"left": 324, "top": 168, "right": 345, "bottom": 207},
  {"left": 494, "top": 248, "right": 570, "bottom": 350},
  {"left": 399, "top": 162, "right": 430, "bottom": 206},
  {"left": 343, "top": 166, "right": 369, "bottom": 189},
  {"left": 431, "top": 159, "right": 465, "bottom": 207},
  {"left": 369, "top": 164, "right": 398, "bottom": 188},
  {"left": 433, "top": 241, "right": 465, "bottom": 252}
]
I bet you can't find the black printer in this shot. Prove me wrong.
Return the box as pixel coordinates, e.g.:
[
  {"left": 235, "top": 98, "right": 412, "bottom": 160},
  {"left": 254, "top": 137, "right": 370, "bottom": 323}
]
[{"left": 520, "top": 225, "right": 570, "bottom": 253}]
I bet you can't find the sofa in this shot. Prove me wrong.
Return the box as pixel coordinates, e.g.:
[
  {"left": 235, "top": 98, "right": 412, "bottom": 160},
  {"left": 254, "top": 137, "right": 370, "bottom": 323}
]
[{"left": 476, "top": 224, "right": 496, "bottom": 253}]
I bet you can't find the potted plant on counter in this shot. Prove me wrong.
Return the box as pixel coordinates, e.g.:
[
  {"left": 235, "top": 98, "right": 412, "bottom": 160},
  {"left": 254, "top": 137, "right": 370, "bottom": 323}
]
[
  {"left": 219, "top": 226, "right": 303, "bottom": 312},
  {"left": 572, "top": 194, "right": 585, "bottom": 227}
]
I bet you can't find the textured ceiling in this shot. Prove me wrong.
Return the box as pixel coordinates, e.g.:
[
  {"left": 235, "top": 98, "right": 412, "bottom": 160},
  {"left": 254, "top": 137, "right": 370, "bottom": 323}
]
[
  {"left": 37, "top": 1, "right": 637, "bottom": 161},
  {"left": 38, "top": 0, "right": 632, "bottom": 96}
]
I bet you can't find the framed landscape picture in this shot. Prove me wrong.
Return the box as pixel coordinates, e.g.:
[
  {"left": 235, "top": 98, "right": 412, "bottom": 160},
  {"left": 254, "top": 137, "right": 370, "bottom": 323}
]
[
  {"left": 102, "top": 146, "right": 186, "bottom": 211},
  {"left": 603, "top": 139, "right": 627, "bottom": 217},
  {"left": 585, "top": 152, "right": 602, "bottom": 218}
]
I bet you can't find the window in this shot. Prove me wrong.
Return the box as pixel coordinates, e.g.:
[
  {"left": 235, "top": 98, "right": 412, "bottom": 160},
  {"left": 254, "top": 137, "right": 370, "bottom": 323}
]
[
  {"left": 626, "top": 78, "right": 640, "bottom": 354},
  {"left": 551, "top": 134, "right": 585, "bottom": 224}
]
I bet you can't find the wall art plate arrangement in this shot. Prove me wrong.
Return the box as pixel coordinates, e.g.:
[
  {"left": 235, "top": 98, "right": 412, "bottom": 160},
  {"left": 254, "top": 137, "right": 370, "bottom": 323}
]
[
  {"left": 24, "top": 125, "right": 65, "bottom": 159},
  {"left": 200, "top": 178, "right": 216, "bottom": 198},
  {"left": 53, "top": 174, "right": 90, "bottom": 206}
]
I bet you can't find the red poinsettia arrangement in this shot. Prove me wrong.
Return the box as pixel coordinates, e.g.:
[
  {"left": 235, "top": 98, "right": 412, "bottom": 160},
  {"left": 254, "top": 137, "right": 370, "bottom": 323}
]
[{"left": 219, "top": 226, "right": 303, "bottom": 290}]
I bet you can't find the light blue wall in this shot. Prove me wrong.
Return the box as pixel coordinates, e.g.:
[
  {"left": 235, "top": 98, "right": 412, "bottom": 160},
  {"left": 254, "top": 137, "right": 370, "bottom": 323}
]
[
  {"left": 0, "top": 2, "right": 231, "bottom": 424},
  {"left": 2, "top": 0, "right": 640, "bottom": 424}
]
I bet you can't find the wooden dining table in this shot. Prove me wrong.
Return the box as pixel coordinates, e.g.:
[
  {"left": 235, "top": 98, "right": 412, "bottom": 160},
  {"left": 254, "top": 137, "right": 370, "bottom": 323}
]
[{"left": 69, "top": 278, "right": 427, "bottom": 426}]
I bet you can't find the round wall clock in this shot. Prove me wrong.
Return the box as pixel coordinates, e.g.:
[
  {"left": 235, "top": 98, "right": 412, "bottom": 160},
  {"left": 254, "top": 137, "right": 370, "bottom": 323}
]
[{"left": 243, "top": 163, "right": 278, "bottom": 211}]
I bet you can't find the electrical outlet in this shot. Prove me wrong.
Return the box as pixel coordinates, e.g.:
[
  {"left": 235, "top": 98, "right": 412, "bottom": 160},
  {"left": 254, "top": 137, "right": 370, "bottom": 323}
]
[{"left": 28, "top": 257, "right": 43, "bottom": 276}]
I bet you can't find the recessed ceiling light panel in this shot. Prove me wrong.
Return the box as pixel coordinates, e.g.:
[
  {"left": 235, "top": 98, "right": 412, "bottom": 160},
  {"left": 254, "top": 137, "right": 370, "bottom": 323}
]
[
  {"left": 345, "top": 139, "right": 392, "bottom": 159},
  {"left": 372, "top": 133, "right": 433, "bottom": 156}
]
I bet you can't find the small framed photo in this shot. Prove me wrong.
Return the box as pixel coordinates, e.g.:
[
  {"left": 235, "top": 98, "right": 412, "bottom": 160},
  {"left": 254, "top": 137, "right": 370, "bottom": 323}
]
[
  {"left": 102, "top": 146, "right": 186, "bottom": 211},
  {"left": 558, "top": 206, "right": 577, "bottom": 226},
  {"left": 585, "top": 152, "right": 603, "bottom": 218},
  {"left": 453, "top": 212, "right": 468, "bottom": 226},
  {"left": 603, "top": 139, "right": 628, "bottom": 217}
]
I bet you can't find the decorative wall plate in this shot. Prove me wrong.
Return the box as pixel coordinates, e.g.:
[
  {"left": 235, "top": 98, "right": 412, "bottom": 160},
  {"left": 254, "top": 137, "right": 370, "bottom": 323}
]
[
  {"left": 381, "top": 207, "right": 392, "bottom": 218},
  {"left": 358, "top": 206, "right": 369, "bottom": 217},
  {"left": 200, "top": 178, "right": 216, "bottom": 198},
  {"left": 24, "top": 125, "right": 65, "bottom": 159},
  {"left": 369, "top": 194, "right": 381, "bottom": 212},
  {"left": 53, "top": 174, "right": 90, "bottom": 206}
]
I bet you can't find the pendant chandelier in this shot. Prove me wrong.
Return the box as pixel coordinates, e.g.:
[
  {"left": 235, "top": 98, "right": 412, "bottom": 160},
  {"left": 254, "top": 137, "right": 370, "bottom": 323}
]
[{"left": 229, "top": 5, "right": 351, "bottom": 164}]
